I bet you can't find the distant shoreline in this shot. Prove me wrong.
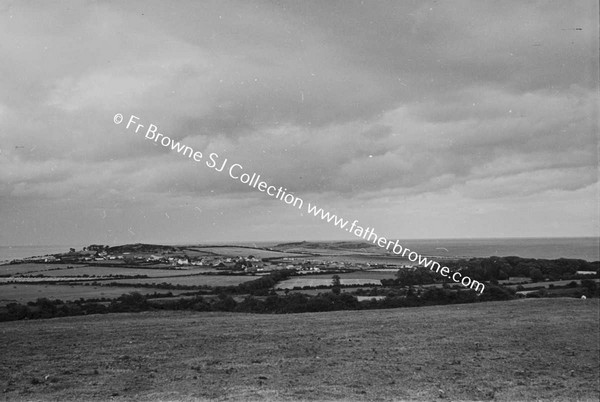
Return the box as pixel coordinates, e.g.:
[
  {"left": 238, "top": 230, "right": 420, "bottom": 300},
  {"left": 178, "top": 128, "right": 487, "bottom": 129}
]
[
  {"left": 2, "top": 235, "right": 599, "bottom": 248},
  {"left": 1, "top": 237, "right": 599, "bottom": 263}
]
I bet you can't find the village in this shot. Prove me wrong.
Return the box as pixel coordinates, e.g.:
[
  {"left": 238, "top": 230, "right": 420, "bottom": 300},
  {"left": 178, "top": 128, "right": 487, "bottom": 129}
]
[{"left": 5, "top": 243, "right": 412, "bottom": 277}]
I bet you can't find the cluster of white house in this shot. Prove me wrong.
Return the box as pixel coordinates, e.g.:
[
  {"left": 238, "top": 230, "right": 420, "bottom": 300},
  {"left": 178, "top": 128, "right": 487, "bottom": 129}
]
[{"left": 11, "top": 250, "right": 416, "bottom": 275}]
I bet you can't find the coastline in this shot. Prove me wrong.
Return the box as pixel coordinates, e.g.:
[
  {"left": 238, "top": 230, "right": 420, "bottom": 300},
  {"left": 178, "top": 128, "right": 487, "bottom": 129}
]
[{"left": 2, "top": 237, "right": 598, "bottom": 263}]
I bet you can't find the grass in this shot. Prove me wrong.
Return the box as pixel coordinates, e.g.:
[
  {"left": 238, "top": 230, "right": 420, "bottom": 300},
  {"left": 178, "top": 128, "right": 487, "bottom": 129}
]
[
  {"left": 301, "top": 271, "right": 396, "bottom": 279},
  {"left": 0, "top": 264, "right": 87, "bottom": 276},
  {"left": 275, "top": 278, "right": 382, "bottom": 289},
  {"left": 17, "top": 265, "right": 214, "bottom": 278},
  {"left": 0, "top": 298, "right": 597, "bottom": 401},
  {"left": 274, "top": 278, "right": 333, "bottom": 289},
  {"left": 305, "top": 255, "right": 411, "bottom": 264},
  {"left": 188, "top": 246, "right": 305, "bottom": 259},
  {"left": 276, "top": 287, "right": 369, "bottom": 296},
  {"left": 0, "top": 284, "right": 180, "bottom": 305},
  {"left": 506, "top": 279, "right": 600, "bottom": 289},
  {"left": 103, "top": 275, "right": 256, "bottom": 287}
]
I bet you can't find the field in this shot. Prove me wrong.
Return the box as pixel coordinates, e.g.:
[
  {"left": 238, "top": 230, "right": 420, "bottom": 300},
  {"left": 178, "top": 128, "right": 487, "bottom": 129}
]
[
  {"left": 0, "top": 273, "right": 256, "bottom": 304},
  {"left": 187, "top": 246, "right": 306, "bottom": 259},
  {"left": 272, "top": 241, "right": 394, "bottom": 256},
  {"left": 356, "top": 295, "right": 386, "bottom": 301},
  {"left": 0, "top": 277, "right": 100, "bottom": 284},
  {"left": 305, "top": 255, "right": 412, "bottom": 265},
  {"left": 103, "top": 275, "right": 256, "bottom": 287},
  {"left": 0, "top": 284, "right": 180, "bottom": 305},
  {"left": 276, "top": 287, "right": 371, "bottom": 296},
  {"left": 303, "top": 271, "right": 396, "bottom": 280},
  {"left": 275, "top": 278, "right": 382, "bottom": 289},
  {"left": 506, "top": 279, "right": 600, "bottom": 289},
  {"left": 0, "top": 298, "right": 597, "bottom": 401},
  {"left": 11, "top": 265, "right": 214, "bottom": 278},
  {"left": 0, "top": 264, "right": 87, "bottom": 276},
  {"left": 275, "top": 272, "right": 393, "bottom": 290}
]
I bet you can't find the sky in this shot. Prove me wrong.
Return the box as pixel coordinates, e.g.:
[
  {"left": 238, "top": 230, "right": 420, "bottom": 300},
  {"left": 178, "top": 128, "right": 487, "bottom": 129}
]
[{"left": 0, "top": 0, "right": 598, "bottom": 246}]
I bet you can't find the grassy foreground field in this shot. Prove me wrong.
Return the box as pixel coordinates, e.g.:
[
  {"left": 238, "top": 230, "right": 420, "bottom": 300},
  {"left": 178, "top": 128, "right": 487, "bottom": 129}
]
[{"left": 0, "top": 299, "right": 598, "bottom": 401}]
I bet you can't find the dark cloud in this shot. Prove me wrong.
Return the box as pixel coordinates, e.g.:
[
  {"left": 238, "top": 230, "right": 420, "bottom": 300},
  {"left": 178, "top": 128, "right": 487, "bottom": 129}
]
[{"left": 0, "top": 0, "right": 597, "bottom": 245}]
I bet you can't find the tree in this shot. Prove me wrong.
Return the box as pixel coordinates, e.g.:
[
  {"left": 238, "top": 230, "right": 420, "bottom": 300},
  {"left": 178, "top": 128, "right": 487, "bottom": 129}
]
[
  {"left": 581, "top": 279, "right": 598, "bottom": 297},
  {"left": 498, "top": 270, "right": 509, "bottom": 280},
  {"left": 213, "top": 293, "right": 237, "bottom": 311},
  {"left": 529, "top": 268, "right": 544, "bottom": 282},
  {"left": 396, "top": 269, "right": 415, "bottom": 287},
  {"left": 331, "top": 275, "right": 341, "bottom": 295},
  {"left": 116, "top": 292, "right": 148, "bottom": 311},
  {"left": 331, "top": 275, "right": 341, "bottom": 287}
]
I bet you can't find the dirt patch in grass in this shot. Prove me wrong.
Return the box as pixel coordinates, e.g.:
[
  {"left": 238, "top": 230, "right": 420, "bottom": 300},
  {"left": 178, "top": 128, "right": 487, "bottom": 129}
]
[{"left": 0, "top": 298, "right": 598, "bottom": 401}]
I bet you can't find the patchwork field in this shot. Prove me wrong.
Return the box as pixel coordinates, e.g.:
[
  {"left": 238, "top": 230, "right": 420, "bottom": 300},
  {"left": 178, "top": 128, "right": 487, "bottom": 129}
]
[
  {"left": 188, "top": 246, "right": 306, "bottom": 259},
  {"left": 305, "top": 255, "right": 411, "bottom": 265},
  {"left": 276, "top": 248, "right": 374, "bottom": 256},
  {"left": 277, "top": 287, "right": 378, "bottom": 296},
  {"left": 0, "top": 284, "right": 179, "bottom": 305},
  {"left": 275, "top": 277, "right": 382, "bottom": 289},
  {"left": 102, "top": 275, "right": 256, "bottom": 287},
  {"left": 0, "top": 299, "right": 597, "bottom": 401},
  {"left": 273, "top": 242, "right": 383, "bottom": 256},
  {"left": 506, "top": 279, "right": 600, "bottom": 289},
  {"left": 13, "top": 266, "right": 215, "bottom": 278},
  {"left": 303, "top": 271, "right": 396, "bottom": 280},
  {"left": 274, "top": 271, "right": 394, "bottom": 290},
  {"left": 0, "top": 277, "right": 100, "bottom": 284},
  {"left": 356, "top": 295, "right": 387, "bottom": 301},
  {"left": 0, "top": 264, "right": 87, "bottom": 276}
]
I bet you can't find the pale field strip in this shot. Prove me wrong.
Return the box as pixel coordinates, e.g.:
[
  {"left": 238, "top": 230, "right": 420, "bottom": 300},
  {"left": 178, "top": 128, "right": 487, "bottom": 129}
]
[
  {"left": 0, "top": 273, "right": 242, "bottom": 285},
  {"left": 0, "top": 264, "right": 87, "bottom": 276},
  {"left": 0, "top": 284, "right": 185, "bottom": 304},
  {"left": 9, "top": 266, "right": 219, "bottom": 278},
  {"left": 301, "top": 271, "right": 395, "bottom": 279},
  {"left": 505, "top": 279, "right": 599, "bottom": 289},
  {"left": 99, "top": 275, "right": 256, "bottom": 287},
  {"left": 275, "top": 278, "right": 382, "bottom": 290},
  {"left": 368, "top": 268, "right": 405, "bottom": 272},
  {"left": 356, "top": 295, "right": 387, "bottom": 301},
  {"left": 0, "top": 277, "right": 101, "bottom": 283}
]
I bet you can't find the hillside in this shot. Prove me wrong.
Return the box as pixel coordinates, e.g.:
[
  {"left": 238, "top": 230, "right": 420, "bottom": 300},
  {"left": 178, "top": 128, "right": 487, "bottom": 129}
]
[
  {"left": 273, "top": 240, "right": 380, "bottom": 251},
  {"left": 106, "top": 243, "right": 179, "bottom": 254},
  {"left": 0, "top": 298, "right": 598, "bottom": 401}
]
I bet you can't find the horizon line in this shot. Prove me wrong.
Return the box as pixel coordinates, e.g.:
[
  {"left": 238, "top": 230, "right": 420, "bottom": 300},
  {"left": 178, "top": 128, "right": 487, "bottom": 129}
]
[{"left": 3, "top": 235, "right": 599, "bottom": 248}]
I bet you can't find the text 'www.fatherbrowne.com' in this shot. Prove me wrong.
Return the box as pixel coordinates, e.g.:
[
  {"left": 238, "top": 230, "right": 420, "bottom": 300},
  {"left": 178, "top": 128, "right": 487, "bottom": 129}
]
[{"left": 113, "top": 113, "right": 485, "bottom": 294}]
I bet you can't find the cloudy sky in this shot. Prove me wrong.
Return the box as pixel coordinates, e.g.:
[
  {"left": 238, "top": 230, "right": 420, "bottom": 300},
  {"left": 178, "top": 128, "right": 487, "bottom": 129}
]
[{"left": 0, "top": 0, "right": 598, "bottom": 246}]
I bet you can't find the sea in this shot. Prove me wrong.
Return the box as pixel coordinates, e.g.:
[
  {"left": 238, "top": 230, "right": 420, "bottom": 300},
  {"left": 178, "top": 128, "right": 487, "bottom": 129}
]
[
  {"left": 0, "top": 245, "right": 85, "bottom": 263},
  {"left": 393, "top": 237, "right": 599, "bottom": 262},
  {"left": 0, "top": 237, "right": 598, "bottom": 263}
]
